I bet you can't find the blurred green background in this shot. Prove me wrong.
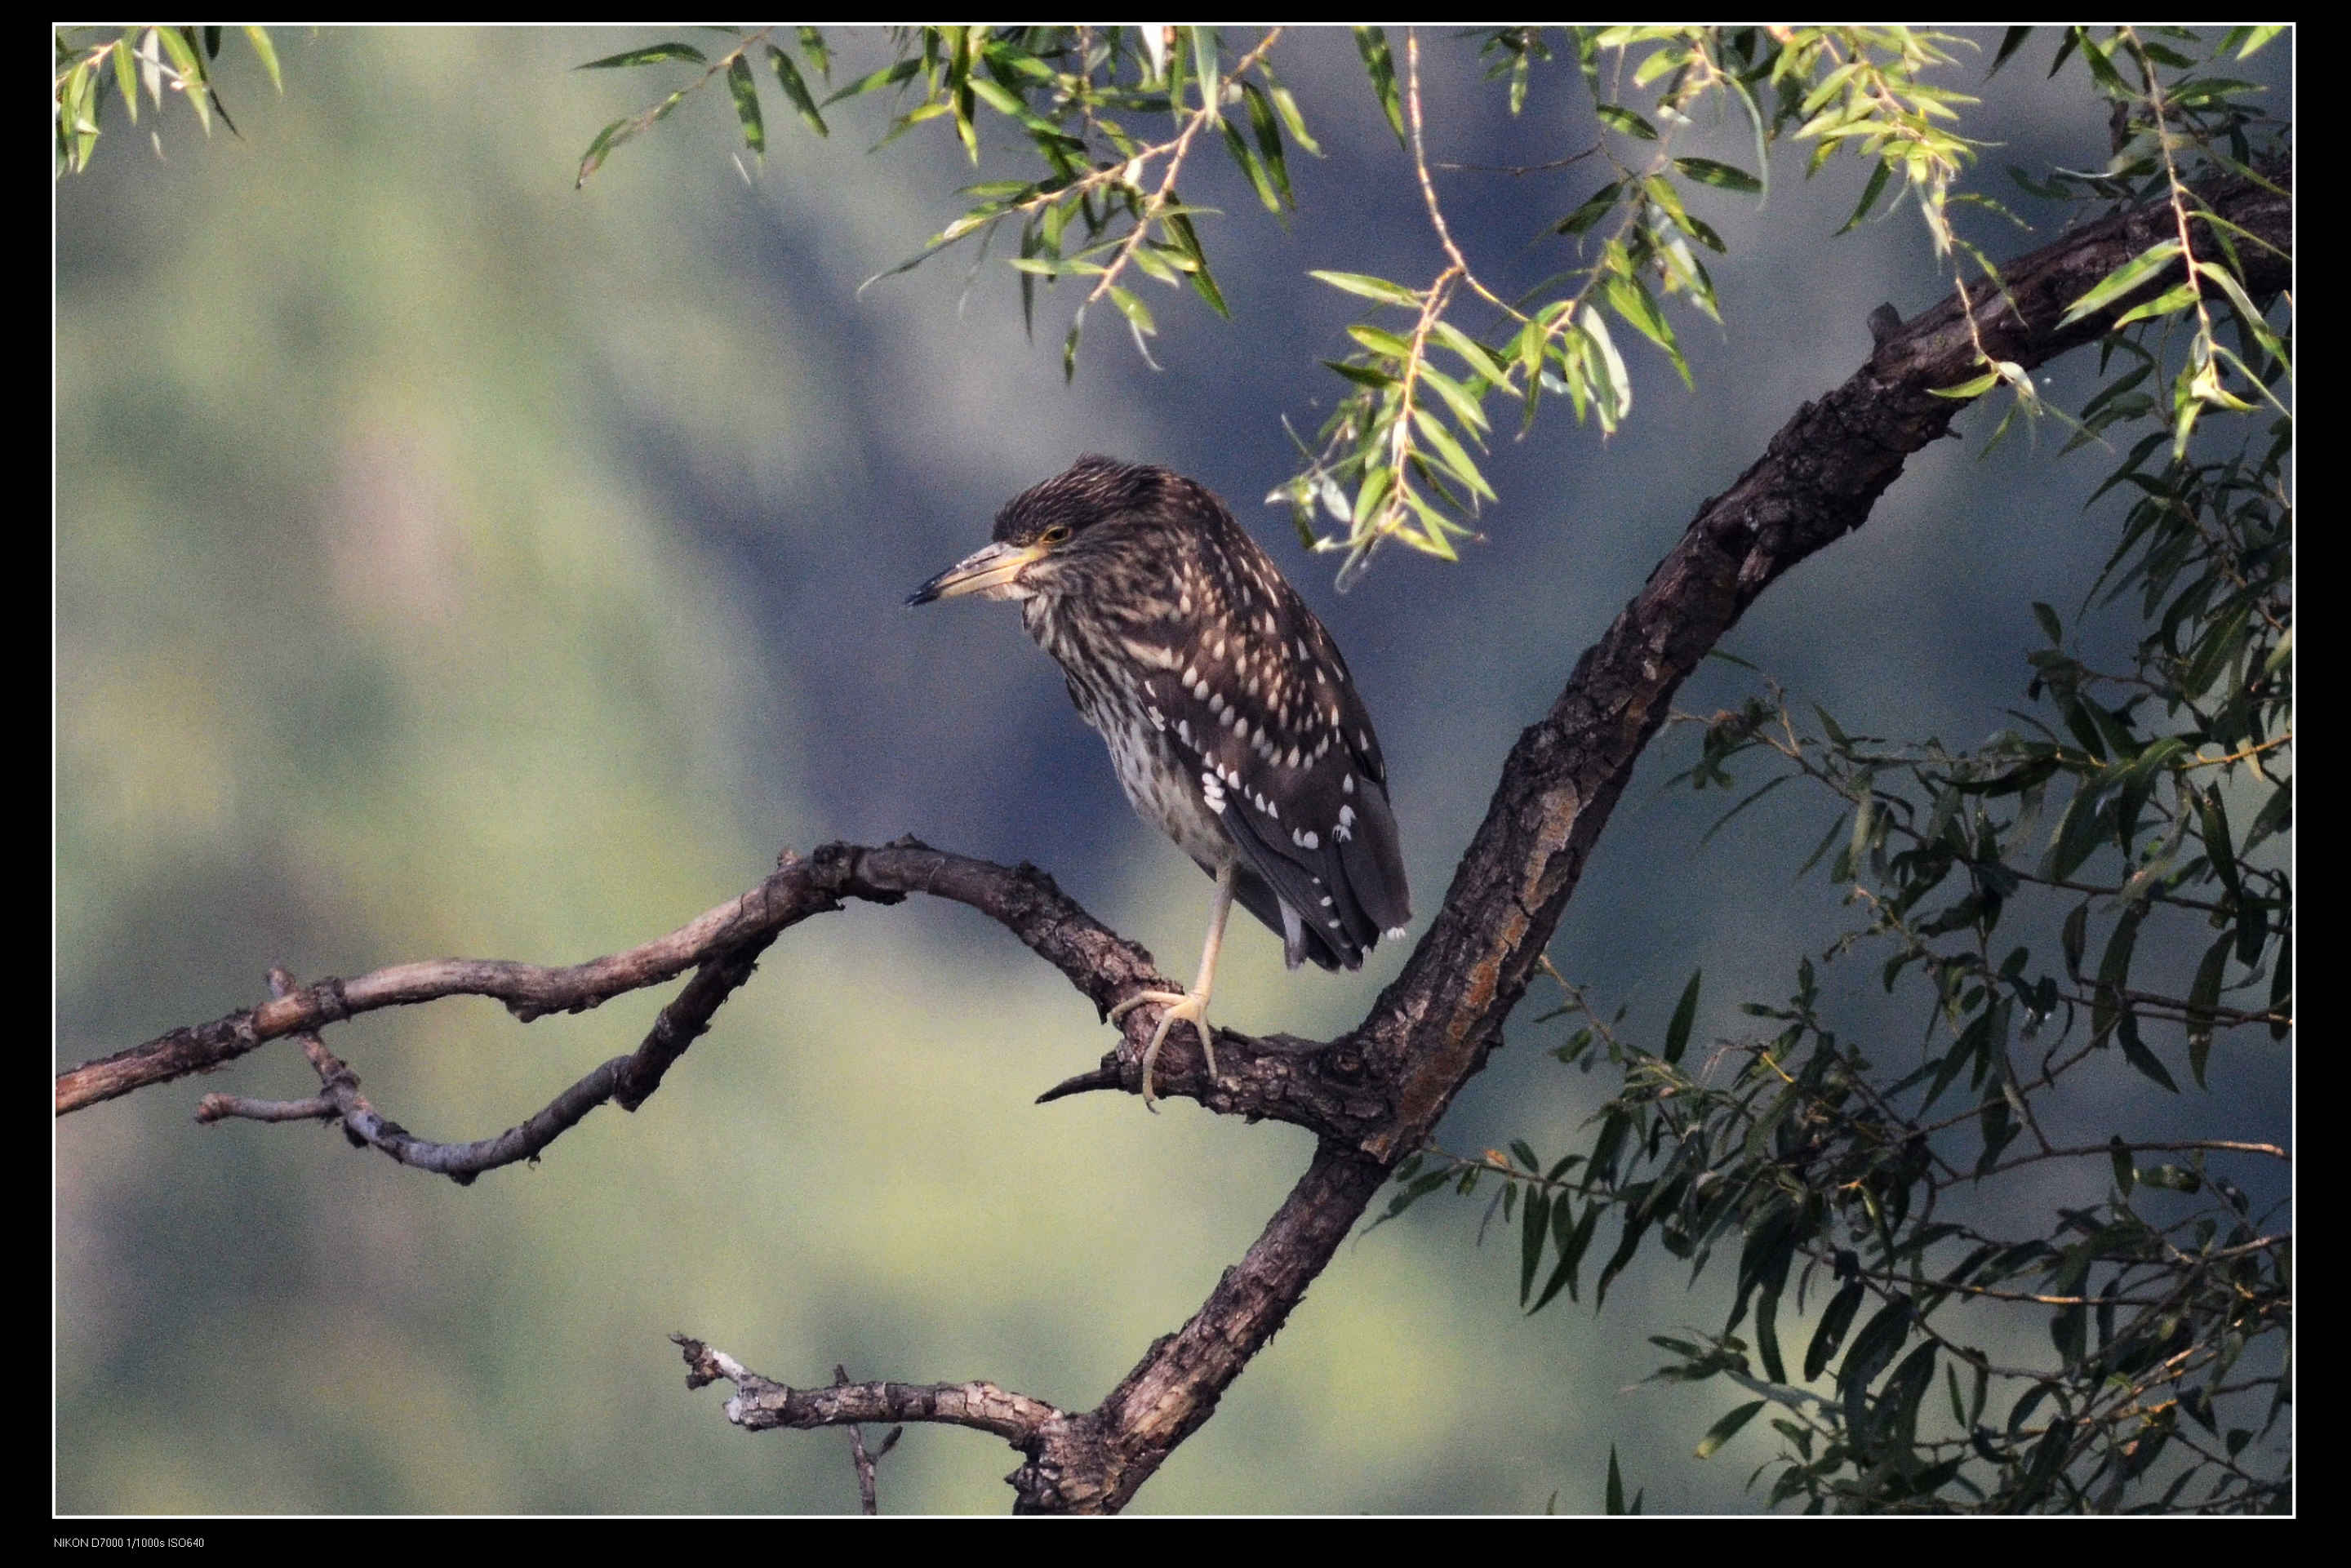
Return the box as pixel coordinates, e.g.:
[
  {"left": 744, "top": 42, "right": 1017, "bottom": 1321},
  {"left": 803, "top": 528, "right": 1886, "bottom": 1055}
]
[{"left": 56, "top": 27, "right": 2289, "bottom": 1514}]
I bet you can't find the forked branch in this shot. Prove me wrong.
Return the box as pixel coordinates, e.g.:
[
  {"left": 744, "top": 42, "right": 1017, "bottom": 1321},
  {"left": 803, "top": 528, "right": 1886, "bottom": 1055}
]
[{"left": 57, "top": 161, "right": 2289, "bottom": 1513}]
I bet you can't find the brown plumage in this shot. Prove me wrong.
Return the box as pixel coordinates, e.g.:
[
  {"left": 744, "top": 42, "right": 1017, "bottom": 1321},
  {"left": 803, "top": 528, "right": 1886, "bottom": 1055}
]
[{"left": 909, "top": 455, "right": 1410, "bottom": 1106}]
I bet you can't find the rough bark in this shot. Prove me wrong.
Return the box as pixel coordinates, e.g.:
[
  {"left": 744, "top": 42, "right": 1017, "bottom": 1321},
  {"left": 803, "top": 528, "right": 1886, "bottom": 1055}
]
[{"left": 60, "top": 161, "right": 2291, "bottom": 1512}]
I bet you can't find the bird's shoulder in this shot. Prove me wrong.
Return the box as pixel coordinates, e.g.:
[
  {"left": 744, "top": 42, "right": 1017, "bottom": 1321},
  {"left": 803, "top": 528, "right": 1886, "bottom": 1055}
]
[{"left": 1119, "top": 536, "right": 1384, "bottom": 822}]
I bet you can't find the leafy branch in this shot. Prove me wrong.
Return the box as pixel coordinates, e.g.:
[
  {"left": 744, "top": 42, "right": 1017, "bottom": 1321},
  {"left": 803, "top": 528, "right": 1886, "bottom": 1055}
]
[
  {"left": 54, "top": 24, "right": 280, "bottom": 175},
  {"left": 1375, "top": 79, "right": 2291, "bottom": 1495}
]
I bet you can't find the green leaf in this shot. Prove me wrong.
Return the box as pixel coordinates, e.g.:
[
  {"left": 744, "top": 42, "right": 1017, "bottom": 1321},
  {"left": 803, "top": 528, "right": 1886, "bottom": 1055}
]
[
  {"left": 2006, "top": 1379, "right": 2055, "bottom": 1446},
  {"left": 1842, "top": 790, "right": 1875, "bottom": 882},
  {"left": 1596, "top": 1175, "right": 1682, "bottom": 1309},
  {"left": 1796, "top": 811, "right": 1847, "bottom": 879},
  {"left": 1594, "top": 102, "right": 1659, "bottom": 140},
  {"left": 1398, "top": 486, "right": 1469, "bottom": 556},
  {"left": 242, "top": 25, "right": 281, "bottom": 92},
  {"left": 1409, "top": 407, "right": 1496, "bottom": 500},
  {"left": 2185, "top": 934, "right": 2229, "bottom": 1088},
  {"left": 575, "top": 117, "right": 625, "bottom": 184},
  {"left": 1804, "top": 1279, "right": 1866, "bottom": 1380},
  {"left": 1555, "top": 180, "right": 1624, "bottom": 237},
  {"left": 1416, "top": 362, "right": 1491, "bottom": 435},
  {"left": 1433, "top": 318, "right": 1515, "bottom": 389},
  {"left": 1577, "top": 307, "right": 1635, "bottom": 423},
  {"left": 1346, "top": 322, "right": 1415, "bottom": 359},
  {"left": 576, "top": 97, "right": 695, "bottom": 188},
  {"left": 1266, "top": 80, "right": 1322, "bottom": 156},
  {"left": 2043, "top": 780, "right": 2113, "bottom": 885},
  {"left": 2058, "top": 905, "right": 2090, "bottom": 982},
  {"left": 1798, "top": 59, "right": 1864, "bottom": 118},
  {"left": 1107, "top": 283, "right": 1157, "bottom": 339},
  {"left": 1931, "top": 370, "right": 2003, "bottom": 399},
  {"left": 1166, "top": 213, "right": 1229, "bottom": 318},
  {"left": 725, "top": 53, "right": 764, "bottom": 156},
  {"left": 2060, "top": 242, "right": 2184, "bottom": 328},
  {"left": 2111, "top": 281, "right": 2199, "bottom": 330},
  {"left": 1663, "top": 970, "right": 1700, "bottom": 1064},
  {"left": 2094, "top": 904, "right": 2145, "bottom": 1040},
  {"left": 1837, "top": 1295, "right": 1914, "bottom": 1432},
  {"left": 1353, "top": 27, "right": 1406, "bottom": 145},
  {"left": 1875, "top": 1340, "right": 1940, "bottom": 1449},
  {"left": 2197, "top": 787, "right": 2242, "bottom": 900},
  {"left": 57, "top": 60, "right": 94, "bottom": 171},
  {"left": 1836, "top": 158, "right": 1895, "bottom": 236},
  {"left": 1602, "top": 273, "right": 1679, "bottom": 361},
  {"left": 2115, "top": 1012, "right": 2179, "bottom": 1093},
  {"left": 1312, "top": 269, "right": 1421, "bottom": 308},
  {"left": 1694, "top": 1400, "right": 1767, "bottom": 1459},
  {"left": 1527, "top": 1201, "right": 1598, "bottom": 1314},
  {"left": 1989, "top": 26, "right": 2033, "bottom": 76},
  {"left": 1219, "top": 115, "right": 1282, "bottom": 212},
  {"left": 1350, "top": 462, "right": 1397, "bottom": 534},
  {"left": 796, "top": 27, "right": 831, "bottom": 80},
  {"left": 1322, "top": 359, "right": 1398, "bottom": 389},
  {"left": 105, "top": 34, "right": 140, "bottom": 129},
  {"left": 577, "top": 42, "right": 708, "bottom": 70},
  {"left": 1240, "top": 82, "right": 1293, "bottom": 208},
  {"left": 2049, "top": 1299, "right": 2086, "bottom": 1365},
  {"left": 1187, "top": 25, "right": 1220, "bottom": 117},
  {"left": 822, "top": 55, "right": 921, "bottom": 108},
  {"left": 1519, "top": 1186, "right": 1553, "bottom": 1304},
  {"left": 2181, "top": 598, "right": 2253, "bottom": 700},
  {"left": 153, "top": 25, "right": 209, "bottom": 131},
  {"left": 1127, "top": 242, "right": 1180, "bottom": 286},
  {"left": 1755, "top": 1286, "right": 1786, "bottom": 1384},
  {"left": 767, "top": 44, "right": 829, "bottom": 136},
  {"left": 2074, "top": 31, "right": 2133, "bottom": 96},
  {"left": 1673, "top": 156, "right": 1761, "bottom": 193}
]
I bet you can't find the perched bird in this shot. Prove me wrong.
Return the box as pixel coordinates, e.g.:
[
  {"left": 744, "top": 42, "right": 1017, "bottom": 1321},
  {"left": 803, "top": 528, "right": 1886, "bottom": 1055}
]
[{"left": 908, "top": 455, "right": 1410, "bottom": 1109}]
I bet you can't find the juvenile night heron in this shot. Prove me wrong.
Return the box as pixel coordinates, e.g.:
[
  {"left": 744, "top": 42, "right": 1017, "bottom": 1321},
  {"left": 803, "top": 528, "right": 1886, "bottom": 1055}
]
[{"left": 908, "top": 455, "right": 1411, "bottom": 1110}]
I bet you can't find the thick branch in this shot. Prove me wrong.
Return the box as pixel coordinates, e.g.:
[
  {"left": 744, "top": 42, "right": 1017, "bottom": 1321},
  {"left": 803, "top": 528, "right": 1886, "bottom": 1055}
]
[
  {"left": 56, "top": 839, "right": 1168, "bottom": 1117},
  {"left": 63, "top": 834, "right": 1391, "bottom": 1149},
  {"left": 1355, "top": 161, "right": 2291, "bottom": 1161},
  {"left": 1044, "top": 1144, "right": 1391, "bottom": 1510},
  {"left": 993, "top": 161, "right": 2292, "bottom": 1511},
  {"left": 73, "top": 159, "right": 2291, "bottom": 1514}
]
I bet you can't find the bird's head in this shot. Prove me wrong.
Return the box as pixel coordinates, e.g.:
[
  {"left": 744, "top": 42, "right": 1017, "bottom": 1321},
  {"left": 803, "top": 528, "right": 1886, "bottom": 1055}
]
[{"left": 906, "top": 455, "right": 1172, "bottom": 607}]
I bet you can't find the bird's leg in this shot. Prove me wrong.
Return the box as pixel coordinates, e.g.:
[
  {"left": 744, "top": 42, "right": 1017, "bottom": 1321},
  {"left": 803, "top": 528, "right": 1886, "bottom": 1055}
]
[{"left": 1109, "top": 862, "right": 1236, "bottom": 1113}]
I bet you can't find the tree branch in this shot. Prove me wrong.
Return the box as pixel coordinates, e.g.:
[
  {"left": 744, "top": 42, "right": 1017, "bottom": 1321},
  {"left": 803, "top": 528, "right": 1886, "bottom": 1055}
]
[
  {"left": 64, "top": 158, "right": 2290, "bottom": 1512},
  {"left": 1356, "top": 158, "right": 2290, "bottom": 1162},
  {"left": 969, "top": 158, "right": 2291, "bottom": 1512},
  {"left": 675, "top": 1335, "right": 1065, "bottom": 1450},
  {"left": 57, "top": 839, "right": 1172, "bottom": 1117}
]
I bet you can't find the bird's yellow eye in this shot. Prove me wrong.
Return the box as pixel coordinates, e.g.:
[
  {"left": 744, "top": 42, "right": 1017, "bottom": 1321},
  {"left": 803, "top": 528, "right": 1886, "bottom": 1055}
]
[{"left": 1040, "top": 524, "right": 1072, "bottom": 546}]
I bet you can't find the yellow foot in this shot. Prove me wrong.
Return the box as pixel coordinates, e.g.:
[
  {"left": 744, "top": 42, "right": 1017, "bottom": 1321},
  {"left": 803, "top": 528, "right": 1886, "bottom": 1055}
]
[{"left": 1109, "top": 988, "right": 1219, "bottom": 1113}]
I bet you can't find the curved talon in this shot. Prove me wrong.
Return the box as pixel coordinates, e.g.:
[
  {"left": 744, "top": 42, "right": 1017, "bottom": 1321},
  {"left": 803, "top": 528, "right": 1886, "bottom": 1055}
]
[
  {"left": 1109, "top": 862, "right": 1238, "bottom": 1114},
  {"left": 1104, "top": 990, "right": 1162, "bottom": 1026},
  {"left": 1113, "top": 988, "right": 1219, "bottom": 1113}
]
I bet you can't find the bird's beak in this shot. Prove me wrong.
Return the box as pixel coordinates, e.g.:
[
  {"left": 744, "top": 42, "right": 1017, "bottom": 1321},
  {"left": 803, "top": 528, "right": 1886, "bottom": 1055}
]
[{"left": 905, "top": 539, "right": 1047, "bottom": 606}]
